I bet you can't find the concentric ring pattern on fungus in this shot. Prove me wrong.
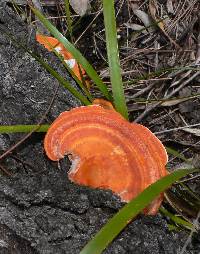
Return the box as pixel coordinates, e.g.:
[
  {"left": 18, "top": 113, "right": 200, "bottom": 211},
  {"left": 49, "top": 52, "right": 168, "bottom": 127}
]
[{"left": 44, "top": 105, "right": 168, "bottom": 215}]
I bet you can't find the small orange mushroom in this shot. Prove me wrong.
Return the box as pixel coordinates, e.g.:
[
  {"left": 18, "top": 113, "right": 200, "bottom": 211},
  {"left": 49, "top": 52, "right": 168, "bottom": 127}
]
[{"left": 44, "top": 105, "right": 168, "bottom": 215}]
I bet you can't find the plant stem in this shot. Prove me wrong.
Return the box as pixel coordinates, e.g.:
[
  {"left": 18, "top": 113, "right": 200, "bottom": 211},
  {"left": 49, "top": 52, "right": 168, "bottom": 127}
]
[{"left": 103, "top": 0, "right": 129, "bottom": 119}]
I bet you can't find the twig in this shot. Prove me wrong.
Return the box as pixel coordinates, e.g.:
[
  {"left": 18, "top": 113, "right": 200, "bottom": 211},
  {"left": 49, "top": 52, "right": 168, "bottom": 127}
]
[
  {"left": 134, "top": 101, "right": 160, "bottom": 123},
  {"left": 134, "top": 71, "right": 200, "bottom": 122},
  {"left": 154, "top": 123, "right": 200, "bottom": 135},
  {"left": 75, "top": 9, "right": 103, "bottom": 45},
  {"left": 178, "top": 210, "right": 200, "bottom": 254},
  {"left": 127, "top": 82, "right": 156, "bottom": 100},
  {"left": 166, "top": 71, "right": 200, "bottom": 98},
  {"left": 196, "top": 25, "right": 200, "bottom": 64},
  {"left": 0, "top": 164, "right": 13, "bottom": 176},
  {"left": 178, "top": 173, "right": 200, "bottom": 183}
]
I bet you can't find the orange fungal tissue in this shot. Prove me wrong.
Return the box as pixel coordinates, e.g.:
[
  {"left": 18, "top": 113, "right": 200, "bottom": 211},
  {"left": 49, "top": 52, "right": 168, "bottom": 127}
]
[
  {"left": 36, "top": 34, "right": 89, "bottom": 86},
  {"left": 44, "top": 104, "right": 168, "bottom": 215}
]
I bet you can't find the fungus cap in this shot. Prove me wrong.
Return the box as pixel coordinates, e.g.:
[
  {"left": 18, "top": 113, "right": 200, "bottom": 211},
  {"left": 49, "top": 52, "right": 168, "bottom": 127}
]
[{"left": 44, "top": 105, "right": 168, "bottom": 215}]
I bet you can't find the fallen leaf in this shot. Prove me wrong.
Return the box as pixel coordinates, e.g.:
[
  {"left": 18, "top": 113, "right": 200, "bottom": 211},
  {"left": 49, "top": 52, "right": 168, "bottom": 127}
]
[
  {"left": 70, "top": 0, "right": 90, "bottom": 16},
  {"left": 124, "top": 23, "right": 147, "bottom": 33},
  {"left": 182, "top": 128, "right": 200, "bottom": 137},
  {"left": 131, "top": 3, "right": 153, "bottom": 32},
  {"left": 161, "top": 97, "right": 192, "bottom": 107}
]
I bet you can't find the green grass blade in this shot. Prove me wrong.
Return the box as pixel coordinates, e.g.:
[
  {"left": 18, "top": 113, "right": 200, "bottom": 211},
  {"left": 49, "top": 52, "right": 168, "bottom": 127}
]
[
  {"left": 31, "top": 6, "right": 112, "bottom": 101},
  {"left": 64, "top": 0, "right": 73, "bottom": 41},
  {"left": 0, "top": 125, "right": 49, "bottom": 133},
  {"left": 166, "top": 147, "right": 190, "bottom": 163},
  {"left": 159, "top": 207, "right": 194, "bottom": 230},
  {"left": 80, "top": 168, "right": 199, "bottom": 254},
  {"left": 61, "top": 59, "right": 93, "bottom": 101},
  {"left": 49, "top": 42, "right": 93, "bottom": 102},
  {"left": 102, "top": 0, "right": 128, "bottom": 119},
  {"left": 33, "top": 55, "right": 91, "bottom": 105}
]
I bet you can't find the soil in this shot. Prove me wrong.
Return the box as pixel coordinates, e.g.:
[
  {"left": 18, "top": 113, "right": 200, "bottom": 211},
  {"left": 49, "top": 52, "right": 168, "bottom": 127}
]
[{"left": 0, "top": 1, "right": 200, "bottom": 254}]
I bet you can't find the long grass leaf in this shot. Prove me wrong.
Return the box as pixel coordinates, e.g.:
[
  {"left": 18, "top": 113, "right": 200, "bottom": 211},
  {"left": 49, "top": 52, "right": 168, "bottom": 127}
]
[
  {"left": 31, "top": 6, "right": 112, "bottom": 101},
  {"left": 0, "top": 125, "right": 49, "bottom": 133},
  {"left": 33, "top": 54, "right": 91, "bottom": 105},
  {"left": 80, "top": 168, "right": 199, "bottom": 254},
  {"left": 64, "top": 0, "right": 73, "bottom": 41},
  {"left": 166, "top": 147, "right": 190, "bottom": 163},
  {"left": 159, "top": 207, "right": 194, "bottom": 230},
  {"left": 102, "top": 0, "right": 128, "bottom": 119},
  {"left": 49, "top": 41, "right": 93, "bottom": 101}
]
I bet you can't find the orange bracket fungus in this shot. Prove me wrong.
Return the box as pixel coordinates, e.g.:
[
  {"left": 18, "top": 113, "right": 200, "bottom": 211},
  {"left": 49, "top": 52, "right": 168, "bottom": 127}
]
[
  {"left": 44, "top": 104, "right": 168, "bottom": 215},
  {"left": 36, "top": 34, "right": 89, "bottom": 88}
]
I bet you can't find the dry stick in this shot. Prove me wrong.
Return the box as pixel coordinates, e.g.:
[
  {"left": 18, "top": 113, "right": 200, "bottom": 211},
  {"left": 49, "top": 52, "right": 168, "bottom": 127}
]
[
  {"left": 165, "top": 71, "right": 200, "bottom": 98},
  {"left": 178, "top": 210, "right": 200, "bottom": 254},
  {"left": 179, "top": 173, "right": 200, "bottom": 183},
  {"left": 134, "top": 18, "right": 200, "bottom": 123},
  {"left": 74, "top": 9, "right": 102, "bottom": 45},
  {"left": 164, "top": 191, "right": 197, "bottom": 223},
  {"left": 0, "top": 84, "right": 59, "bottom": 161},
  {"left": 168, "top": 0, "right": 197, "bottom": 33},
  {"left": 134, "top": 70, "right": 200, "bottom": 123},
  {"left": 0, "top": 164, "right": 12, "bottom": 176},
  {"left": 126, "top": 82, "right": 156, "bottom": 100},
  {"left": 177, "top": 16, "right": 198, "bottom": 45},
  {"left": 154, "top": 123, "right": 200, "bottom": 135},
  {"left": 196, "top": 32, "right": 200, "bottom": 64},
  {"left": 168, "top": 69, "right": 192, "bottom": 88},
  {"left": 169, "top": 140, "right": 200, "bottom": 164}
]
